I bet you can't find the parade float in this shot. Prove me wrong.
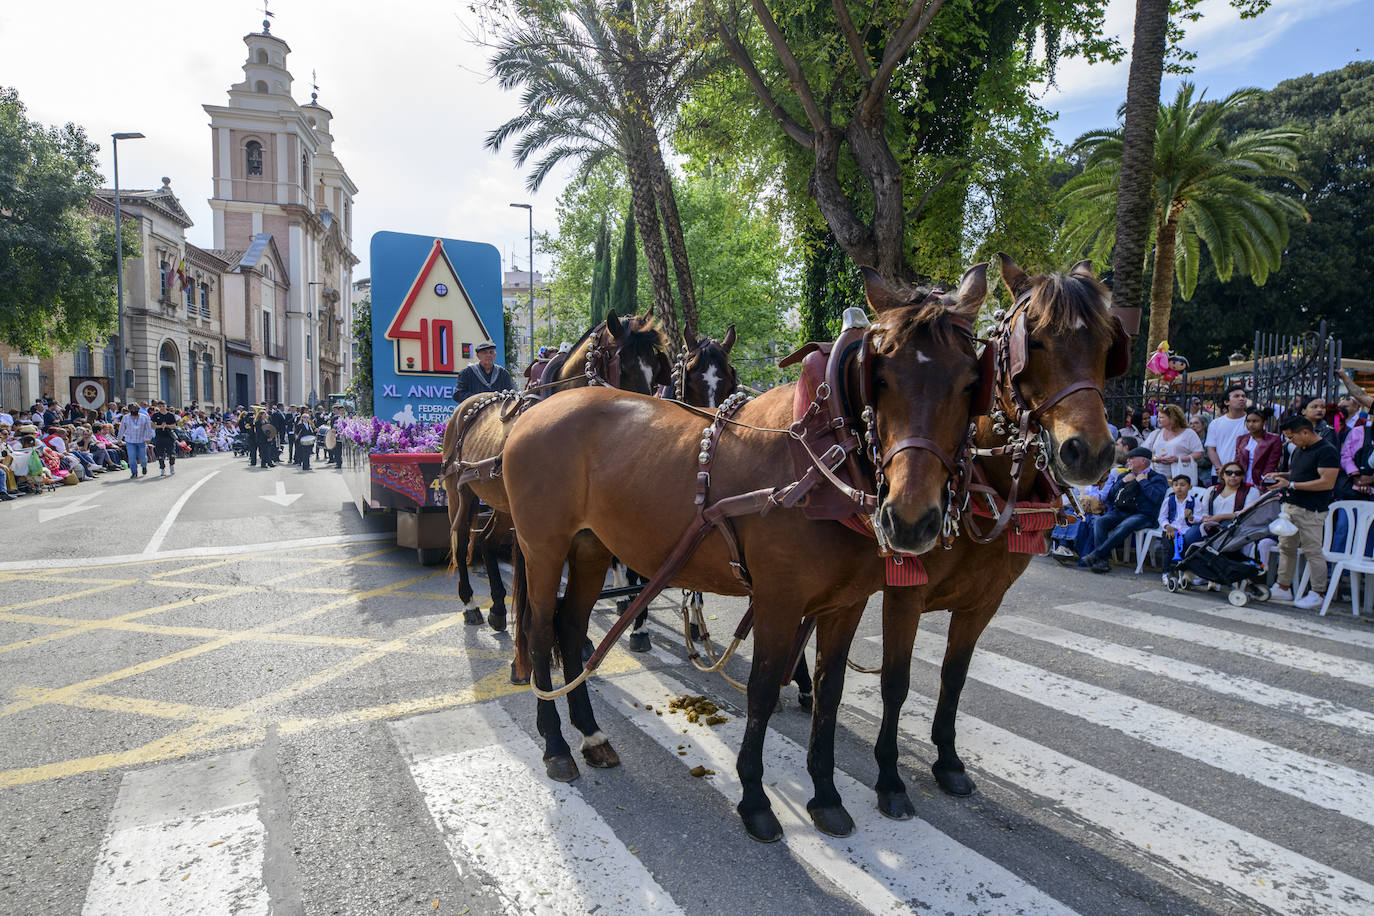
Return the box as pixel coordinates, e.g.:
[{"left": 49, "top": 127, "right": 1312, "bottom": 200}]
[{"left": 345, "top": 230, "right": 505, "bottom": 564}]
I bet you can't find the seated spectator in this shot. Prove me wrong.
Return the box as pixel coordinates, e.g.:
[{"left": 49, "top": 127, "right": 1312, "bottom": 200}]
[
  {"left": 1158, "top": 474, "right": 1200, "bottom": 565},
  {"left": 1234, "top": 408, "right": 1282, "bottom": 490},
  {"left": 1077, "top": 446, "right": 1168, "bottom": 573}
]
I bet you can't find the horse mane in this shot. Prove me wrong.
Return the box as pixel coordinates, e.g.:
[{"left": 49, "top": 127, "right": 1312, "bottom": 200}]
[
  {"left": 1023, "top": 271, "right": 1115, "bottom": 339},
  {"left": 872, "top": 295, "right": 972, "bottom": 354}
]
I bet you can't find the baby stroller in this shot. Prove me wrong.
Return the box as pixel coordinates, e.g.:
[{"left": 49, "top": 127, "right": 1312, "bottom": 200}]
[
  {"left": 232, "top": 431, "right": 253, "bottom": 457},
  {"left": 1162, "top": 489, "right": 1285, "bottom": 607}
]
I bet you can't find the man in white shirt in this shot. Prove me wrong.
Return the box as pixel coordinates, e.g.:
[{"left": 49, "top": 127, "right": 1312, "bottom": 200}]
[
  {"left": 1205, "top": 385, "right": 1249, "bottom": 471},
  {"left": 117, "top": 404, "right": 153, "bottom": 478}
]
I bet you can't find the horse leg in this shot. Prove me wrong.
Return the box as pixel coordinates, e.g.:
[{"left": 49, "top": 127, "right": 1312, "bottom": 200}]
[
  {"left": 806, "top": 607, "right": 863, "bottom": 837},
  {"left": 791, "top": 649, "right": 813, "bottom": 711},
  {"left": 516, "top": 537, "right": 579, "bottom": 782},
  {"left": 931, "top": 601, "right": 999, "bottom": 797},
  {"left": 735, "top": 610, "right": 792, "bottom": 843},
  {"left": 627, "top": 571, "right": 651, "bottom": 653},
  {"left": 484, "top": 514, "right": 511, "bottom": 632},
  {"left": 455, "top": 489, "right": 484, "bottom": 625},
  {"left": 557, "top": 534, "right": 620, "bottom": 770},
  {"left": 874, "top": 586, "right": 923, "bottom": 819}
]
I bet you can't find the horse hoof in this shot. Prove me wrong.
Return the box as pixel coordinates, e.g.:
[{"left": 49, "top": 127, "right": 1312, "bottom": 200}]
[
  {"left": 488, "top": 610, "right": 507, "bottom": 633},
  {"left": 581, "top": 637, "right": 594, "bottom": 664},
  {"left": 463, "top": 607, "right": 484, "bottom": 626},
  {"left": 581, "top": 742, "right": 620, "bottom": 769},
  {"left": 876, "top": 790, "right": 915, "bottom": 821},
  {"left": 739, "top": 808, "right": 783, "bottom": 844},
  {"left": 544, "top": 755, "right": 580, "bottom": 783},
  {"left": 627, "top": 632, "right": 652, "bottom": 653},
  {"left": 933, "top": 764, "right": 977, "bottom": 797},
  {"left": 808, "top": 803, "right": 855, "bottom": 837},
  {"left": 797, "top": 691, "right": 813, "bottom": 712},
  {"left": 509, "top": 662, "right": 529, "bottom": 686}
]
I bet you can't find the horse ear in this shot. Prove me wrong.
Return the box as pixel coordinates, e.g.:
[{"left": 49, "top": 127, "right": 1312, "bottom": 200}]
[
  {"left": 683, "top": 327, "right": 698, "bottom": 349},
  {"left": 1070, "top": 259, "right": 1096, "bottom": 281},
  {"left": 721, "top": 324, "right": 736, "bottom": 354},
  {"left": 860, "top": 266, "right": 903, "bottom": 313},
  {"left": 605, "top": 310, "right": 623, "bottom": 337},
  {"left": 998, "top": 252, "right": 1031, "bottom": 297},
  {"left": 943, "top": 263, "right": 988, "bottom": 320}
]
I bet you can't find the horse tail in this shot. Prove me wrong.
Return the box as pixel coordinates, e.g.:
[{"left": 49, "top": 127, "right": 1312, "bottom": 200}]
[{"left": 510, "top": 538, "right": 532, "bottom": 682}]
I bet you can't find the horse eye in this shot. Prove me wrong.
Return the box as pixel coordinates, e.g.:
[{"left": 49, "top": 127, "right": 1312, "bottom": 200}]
[
  {"left": 875, "top": 375, "right": 889, "bottom": 390},
  {"left": 1027, "top": 337, "right": 1046, "bottom": 351}
]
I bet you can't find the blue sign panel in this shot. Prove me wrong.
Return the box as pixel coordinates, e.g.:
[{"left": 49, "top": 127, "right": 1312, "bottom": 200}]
[{"left": 370, "top": 231, "right": 503, "bottom": 427}]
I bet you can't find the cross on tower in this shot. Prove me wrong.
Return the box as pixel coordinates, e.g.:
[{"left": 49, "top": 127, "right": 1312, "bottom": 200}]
[
  {"left": 260, "top": 0, "right": 274, "bottom": 32},
  {"left": 311, "top": 69, "right": 319, "bottom": 103}
]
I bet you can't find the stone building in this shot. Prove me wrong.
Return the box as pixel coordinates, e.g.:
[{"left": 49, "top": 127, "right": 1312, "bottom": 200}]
[{"left": 203, "top": 19, "right": 359, "bottom": 407}]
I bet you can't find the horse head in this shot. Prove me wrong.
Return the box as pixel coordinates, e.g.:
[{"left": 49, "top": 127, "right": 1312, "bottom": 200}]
[
  {"left": 678, "top": 325, "right": 739, "bottom": 408},
  {"left": 994, "top": 254, "right": 1126, "bottom": 486},
  {"left": 860, "top": 264, "right": 988, "bottom": 555},
  {"left": 602, "top": 310, "right": 672, "bottom": 395}
]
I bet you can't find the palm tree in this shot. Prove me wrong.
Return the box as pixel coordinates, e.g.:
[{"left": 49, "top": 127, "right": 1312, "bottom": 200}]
[
  {"left": 485, "top": 0, "right": 715, "bottom": 344},
  {"left": 1060, "top": 82, "right": 1308, "bottom": 353}
]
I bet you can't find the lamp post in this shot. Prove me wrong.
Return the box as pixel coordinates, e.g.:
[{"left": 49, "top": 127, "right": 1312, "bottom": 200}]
[
  {"left": 111, "top": 131, "right": 144, "bottom": 403},
  {"left": 509, "top": 202, "right": 533, "bottom": 364},
  {"left": 307, "top": 280, "right": 323, "bottom": 409}
]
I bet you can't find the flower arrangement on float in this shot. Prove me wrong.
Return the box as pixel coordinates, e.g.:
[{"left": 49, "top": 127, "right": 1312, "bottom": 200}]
[{"left": 337, "top": 416, "right": 445, "bottom": 454}]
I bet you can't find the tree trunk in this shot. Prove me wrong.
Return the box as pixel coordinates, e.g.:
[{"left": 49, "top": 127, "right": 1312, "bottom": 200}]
[
  {"left": 1146, "top": 208, "right": 1179, "bottom": 353},
  {"left": 648, "top": 148, "right": 699, "bottom": 339},
  {"left": 1111, "top": 0, "right": 1169, "bottom": 330},
  {"left": 624, "top": 138, "right": 680, "bottom": 344}
]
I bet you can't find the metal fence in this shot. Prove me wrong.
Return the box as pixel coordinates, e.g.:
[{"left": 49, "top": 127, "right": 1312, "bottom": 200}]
[
  {"left": 0, "top": 365, "right": 20, "bottom": 409},
  {"left": 1104, "top": 322, "right": 1343, "bottom": 429}
]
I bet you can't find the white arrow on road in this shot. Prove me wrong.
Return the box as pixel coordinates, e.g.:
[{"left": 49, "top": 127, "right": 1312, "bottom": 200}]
[
  {"left": 38, "top": 490, "right": 101, "bottom": 524},
  {"left": 258, "top": 481, "right": 303, "bottom": 507}
]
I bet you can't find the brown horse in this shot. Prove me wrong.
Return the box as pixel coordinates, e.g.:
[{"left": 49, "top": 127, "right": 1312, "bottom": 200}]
[
  {"left": 502, "top": 266, "right": 989, "bottom": 843},
  {"left": 870, "top": 255, "right": 1127, "bottom": 820},
  {"left": 441, "top": 312, "right": 672, "bottom": 630}
]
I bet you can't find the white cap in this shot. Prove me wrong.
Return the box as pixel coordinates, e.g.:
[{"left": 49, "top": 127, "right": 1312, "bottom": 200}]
[{"left": 842, "top": 307, "right": 871, "bottom": 330}]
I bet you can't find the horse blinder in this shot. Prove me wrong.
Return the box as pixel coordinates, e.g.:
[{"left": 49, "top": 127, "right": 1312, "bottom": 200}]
[{"left": 1106, "top": 314, "right": 1131, "bottom": 379}]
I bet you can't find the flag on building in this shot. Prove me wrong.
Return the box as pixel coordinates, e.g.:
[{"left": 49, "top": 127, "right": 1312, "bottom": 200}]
[{"left": 174, "top": 257, "right": 188, "bottom": 292}]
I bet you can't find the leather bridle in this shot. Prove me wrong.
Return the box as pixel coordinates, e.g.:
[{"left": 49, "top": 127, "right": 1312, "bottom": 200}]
[{"left": 670, "top": 336, "right": 737, "bottom": 404}]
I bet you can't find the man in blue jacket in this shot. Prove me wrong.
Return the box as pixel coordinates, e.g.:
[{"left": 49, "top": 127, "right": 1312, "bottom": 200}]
[{"left": 1081, "top": 446, "right": 1168, "bottom": 573}]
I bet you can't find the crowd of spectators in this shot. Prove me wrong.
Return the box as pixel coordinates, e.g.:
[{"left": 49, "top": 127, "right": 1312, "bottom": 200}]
[
  {"left": 1052, "top": 373, "right": 1374, "bottom": 611},
  {"left": 0, "top": 398, "right": 304, "bottom": 499}
]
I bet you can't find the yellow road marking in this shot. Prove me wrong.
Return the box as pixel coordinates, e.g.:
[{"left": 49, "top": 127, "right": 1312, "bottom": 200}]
[
  {"left": 0, "top": 591, "right": 238, "bottom": 658},
  {"left": 8, "top": 685, "right": 316, "bottom": 732}
]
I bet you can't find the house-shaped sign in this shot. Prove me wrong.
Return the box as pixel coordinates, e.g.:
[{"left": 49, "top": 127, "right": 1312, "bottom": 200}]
[
  {"left": 385, "top": 238, "right": 492, "bottom": 375},
  {"left": 370, "top": 231, "right": 503, "bottom": 428}
]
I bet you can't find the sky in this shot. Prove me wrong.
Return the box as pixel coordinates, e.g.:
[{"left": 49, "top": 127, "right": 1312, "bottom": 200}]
[{"left": 4, "top": 0, "right": 1371, "bottom": 282}]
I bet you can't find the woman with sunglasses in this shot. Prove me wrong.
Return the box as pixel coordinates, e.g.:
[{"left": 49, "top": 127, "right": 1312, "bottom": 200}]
[{"left": 1179, "top": 461, "right": 1265, "bottom": 585}]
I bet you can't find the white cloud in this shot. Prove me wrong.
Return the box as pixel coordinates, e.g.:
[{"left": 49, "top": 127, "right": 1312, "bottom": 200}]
[{"left": 0, "top": 0, "right": 573, "bottom": 278}]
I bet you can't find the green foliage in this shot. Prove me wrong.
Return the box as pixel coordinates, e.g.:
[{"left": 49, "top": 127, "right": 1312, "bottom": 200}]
[
  {"left": 1060, "top": 81, "right": 1308, "bottom": 347},
  {"left": 1169, "top": 62, "right": 1374, "bottom": 366},
  {"left": 348, "top": 297, "right": 373, "bottom": 416},
  {"left": 0, "top": 86, "right": 134, "bottom": 354},
  {"left": 588, "top": 215, "right": 611, "bottom": 326},
  {"left": 610, "top": 208, "right": 639, "bottom": 316}
]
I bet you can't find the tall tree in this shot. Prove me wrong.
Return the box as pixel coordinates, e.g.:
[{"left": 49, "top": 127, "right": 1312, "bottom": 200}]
[
  {"left": 0, "top": 87, "right": 135, "bottom": 353},
  {"left": 610, "top": 208, "right": 639, "bottom": 315},
  {"left": 1061, "top": 82, "right": 1307, "bottom": 352},
  {"left": 588, "top": 214, "right": 612, "bottom": 325}
]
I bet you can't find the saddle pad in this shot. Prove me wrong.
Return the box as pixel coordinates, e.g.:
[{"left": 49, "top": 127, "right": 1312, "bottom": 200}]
[
  {"left": 970, "top": 499, "right": 1059, "bottom": 555},
  {"left": 785, "top": 344, "right": 866, "bottom": 520}
]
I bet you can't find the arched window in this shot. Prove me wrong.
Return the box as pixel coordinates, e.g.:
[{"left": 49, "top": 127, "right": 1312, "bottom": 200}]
[
  {"left": 255, "top": 49, "right": 268, "bottom": 64},
  {"left": 245, "top": 140, "right": 263, "bottom": 176},
  {"left": 203, "top": 352, "right": 214, "bottom": 401},
  {"left": 254, "top": 80, "right": 269, "bottom": 94},
  {"left": 159, "top": 261, "right": 170, "bottom": 297},
  {"left": 74, "top": 344, "right": 92, "bottom": 376},
  {"left": 158, "top": 341, "right": 179, "bottom": 406},
  {"left": 261, "top": 261, "right": 273, "bottom": 281}
]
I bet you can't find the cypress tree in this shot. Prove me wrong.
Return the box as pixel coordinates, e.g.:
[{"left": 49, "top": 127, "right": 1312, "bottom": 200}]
[
  {"left": 589, "top": 215, "right": 611, "bottom": 324},
  {"left": 610, "top": 209, "right": 638, "bottom": 316}
]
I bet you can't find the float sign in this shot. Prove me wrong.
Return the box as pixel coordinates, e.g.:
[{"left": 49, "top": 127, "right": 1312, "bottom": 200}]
[{"left": 370, "top": 231, "right": 504, "bottom": 427}]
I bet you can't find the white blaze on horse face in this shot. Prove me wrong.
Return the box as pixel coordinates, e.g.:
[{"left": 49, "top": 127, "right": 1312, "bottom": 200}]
[
  {"left": 1072, "top": 316, "right": 1087, "bottom": 330},
  {"left": 702, "top": 365, "right": 722, "bottom": 408},
  {"left": 915, "top": 350, "right": 932, "bottom": 365},
  {"left": 641, "top": 360, "right": 655, "bottom": 392}
]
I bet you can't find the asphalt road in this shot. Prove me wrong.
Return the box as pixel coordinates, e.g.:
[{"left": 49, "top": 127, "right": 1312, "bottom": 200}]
[{"left": 0, "top": 451, "right": 1370, "bottom": 915}]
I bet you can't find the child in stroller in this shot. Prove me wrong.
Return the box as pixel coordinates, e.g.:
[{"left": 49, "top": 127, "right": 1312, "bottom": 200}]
[{"left": 1163, "top": 488, "right": 1285, "bottom": 606}]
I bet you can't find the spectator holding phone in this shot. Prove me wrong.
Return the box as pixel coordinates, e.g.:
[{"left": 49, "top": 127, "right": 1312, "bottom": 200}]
[{"left": 1269, "top": 416, "right": 1341, "bottom": 610}]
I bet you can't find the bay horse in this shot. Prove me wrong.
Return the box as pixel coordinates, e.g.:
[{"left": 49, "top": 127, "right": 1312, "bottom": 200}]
[
  {"left": 441, "top": 311, "right": 672, "bottom": 630},
  {"left": 502, "top": 265, "right": 990, "bottom": 843},
  {"left": 870, "top": 255, "right": 1129, "bottom": 819}
]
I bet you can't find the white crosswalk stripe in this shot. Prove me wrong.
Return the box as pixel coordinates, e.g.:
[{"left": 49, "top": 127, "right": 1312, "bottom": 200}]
[
  {"left": 82, "top": 750, "right": 270, "bottom": 916},
  {"left": 71, "top": 587, "right": 1374, "bottom": 915}
]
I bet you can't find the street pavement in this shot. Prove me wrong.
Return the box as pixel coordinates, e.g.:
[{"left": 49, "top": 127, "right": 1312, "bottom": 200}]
[{"left": 0, "top": 451, "right": 1370, "bottom": 915}]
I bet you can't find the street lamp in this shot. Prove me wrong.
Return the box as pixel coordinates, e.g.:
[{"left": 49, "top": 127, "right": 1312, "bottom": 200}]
[
  {"left": 308, "top": 281, "right": 323, "bottom": 409},
  {"left": 112, "top": 131, "right": 144, "bottom": 403},
  {"left": 509, "top": 202, "right": 533, "bottom": 365}
]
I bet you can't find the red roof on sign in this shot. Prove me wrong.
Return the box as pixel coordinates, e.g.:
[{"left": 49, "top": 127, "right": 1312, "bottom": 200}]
[{"left": 385, "top": 238, "right": 492, "bottom": 342}]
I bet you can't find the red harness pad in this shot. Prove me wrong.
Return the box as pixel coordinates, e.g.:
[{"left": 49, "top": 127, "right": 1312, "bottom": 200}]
[
  {"left": 970, "top": 499, "right": 1059, "bottom": 554},
  {"left": 838, "top": 515, "right": 928, "bottom": 586}
]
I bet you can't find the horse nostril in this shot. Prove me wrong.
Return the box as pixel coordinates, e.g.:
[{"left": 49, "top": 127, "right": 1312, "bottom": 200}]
[
  {"left": 1058, "top": 436, "right": 1086, "bottom": 469},
  {"left": 914, "top": 507, "right": 941, "bottom": 543}
]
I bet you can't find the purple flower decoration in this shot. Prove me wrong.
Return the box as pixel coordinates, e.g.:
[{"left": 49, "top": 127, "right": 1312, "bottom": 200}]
[{"left": 339, "top": 416, "right": 446, "bottom": 454}]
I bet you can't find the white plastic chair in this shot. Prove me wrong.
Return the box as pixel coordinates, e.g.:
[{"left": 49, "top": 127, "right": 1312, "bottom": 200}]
[
  {"left": 1134, "top": 487, "right": 1209, "bottom": 574},
  {"left": 1318, "top": 501, "right": 1374, "bottom": 617}
]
